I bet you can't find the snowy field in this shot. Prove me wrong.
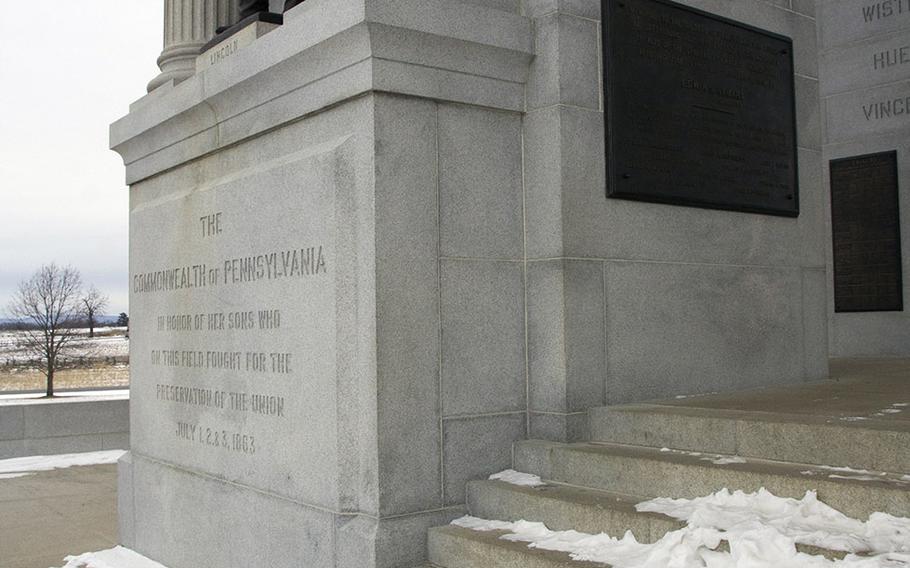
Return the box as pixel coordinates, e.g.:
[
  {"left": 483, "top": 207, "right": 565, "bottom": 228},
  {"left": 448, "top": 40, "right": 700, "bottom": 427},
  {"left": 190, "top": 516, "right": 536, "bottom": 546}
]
[
  {"left": 0, "top": 328, "right": 129, "bottom": 392},
  {"left": 0, "top": 327, "right": 129, "bottom": 367}
]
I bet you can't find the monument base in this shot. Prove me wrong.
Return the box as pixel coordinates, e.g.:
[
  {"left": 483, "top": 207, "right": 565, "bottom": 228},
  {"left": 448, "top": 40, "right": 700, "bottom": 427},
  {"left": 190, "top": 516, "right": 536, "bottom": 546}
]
[
  {"left": 119, "top": 453, "right": 461, "bottom": 567},
  {"left": 112, "top": 1, "right": 827, "bottom": 566}
]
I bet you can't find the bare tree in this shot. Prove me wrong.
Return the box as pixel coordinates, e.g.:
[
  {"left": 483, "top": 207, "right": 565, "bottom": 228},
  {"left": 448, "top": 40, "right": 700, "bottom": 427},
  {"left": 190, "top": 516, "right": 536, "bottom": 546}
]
[
  {"left": 81, "top": 286, "right": 109, "bottom": 338},
  {"left": 7, "top": 264, "right": 83, "bottom": 397}
]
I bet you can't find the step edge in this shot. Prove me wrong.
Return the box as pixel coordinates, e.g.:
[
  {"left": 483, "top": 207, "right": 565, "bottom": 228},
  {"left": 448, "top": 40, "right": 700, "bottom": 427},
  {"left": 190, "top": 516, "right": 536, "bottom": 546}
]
[
  {"left": 428, "top": 525, "right": 610, "bottom": 567},
  {"left": 538, "top": 441, "right": 910, "bottom": 490},
  {"left": 589, "top": 405, "right": 910, "bottom": 434},
  {"left": 466, "top": 478, "right": 677, "bottom": 521}
]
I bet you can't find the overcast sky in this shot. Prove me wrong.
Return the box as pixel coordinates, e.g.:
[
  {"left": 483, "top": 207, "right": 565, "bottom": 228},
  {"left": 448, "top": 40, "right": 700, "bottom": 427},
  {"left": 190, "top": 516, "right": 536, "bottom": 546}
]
[{"left": 0, "top": 2, "right": 161, "bottom": 316}]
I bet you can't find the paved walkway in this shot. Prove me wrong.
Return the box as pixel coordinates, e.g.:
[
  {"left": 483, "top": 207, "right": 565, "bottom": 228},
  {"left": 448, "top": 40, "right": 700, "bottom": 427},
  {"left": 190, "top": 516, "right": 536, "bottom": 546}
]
[{"left": 0, "top": 464, "right": 117, "bottom": 568}]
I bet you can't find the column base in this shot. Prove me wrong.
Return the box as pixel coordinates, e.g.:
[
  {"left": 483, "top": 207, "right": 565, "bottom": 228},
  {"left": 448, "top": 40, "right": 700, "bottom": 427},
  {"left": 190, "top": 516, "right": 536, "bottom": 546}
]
[{"left": 147, "top": 43, "right": 205, "bottom": 93}]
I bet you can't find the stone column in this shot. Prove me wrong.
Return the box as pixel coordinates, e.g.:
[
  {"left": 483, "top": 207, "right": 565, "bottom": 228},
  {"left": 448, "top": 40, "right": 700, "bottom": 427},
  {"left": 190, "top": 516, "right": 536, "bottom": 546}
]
[{"left": 147, "top": 0, "right": 239, "bottom": 92}]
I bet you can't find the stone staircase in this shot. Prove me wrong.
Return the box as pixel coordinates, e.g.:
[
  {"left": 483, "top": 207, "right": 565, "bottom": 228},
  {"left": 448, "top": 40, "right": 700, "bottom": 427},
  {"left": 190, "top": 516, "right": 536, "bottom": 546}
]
[{"left": 426, "top": 396, "right": 910, "bottom": 567}]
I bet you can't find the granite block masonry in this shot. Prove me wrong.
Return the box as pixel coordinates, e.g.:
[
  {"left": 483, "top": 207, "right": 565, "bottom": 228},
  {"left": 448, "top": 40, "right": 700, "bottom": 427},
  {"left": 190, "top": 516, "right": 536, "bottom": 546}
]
[
  {"left": 111, "top": 0, "right": 830, "bottom": 566},
  {"left": 820, "top": 0, "right": 910, "bottom": 357}
]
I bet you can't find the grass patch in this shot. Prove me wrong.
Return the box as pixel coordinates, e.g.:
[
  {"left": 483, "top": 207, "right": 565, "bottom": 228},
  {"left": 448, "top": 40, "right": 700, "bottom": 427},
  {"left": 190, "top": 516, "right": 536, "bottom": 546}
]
[{"left": 0, "top": 365, "right": 129, "bottom": 392}]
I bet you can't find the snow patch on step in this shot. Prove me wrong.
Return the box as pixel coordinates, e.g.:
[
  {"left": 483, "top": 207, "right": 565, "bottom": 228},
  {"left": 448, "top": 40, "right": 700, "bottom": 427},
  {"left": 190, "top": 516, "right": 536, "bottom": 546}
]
[
  {"left": 453, "top": 488, "right": 910, "bottom": 566},
  {"left": 639, "top": 488, "right": 910, "bottom": 554},
  {"left": 489, "top": 469, "right": 545, "bottom": 487},
  {"left": 55, "top": 546, "right": 167, "bottom": 568},
  {"left": 658, "top": 447, "right": 748, "bottom": 465},
  {"left": 799, "top": 465, "right": 910, "bottom": 485}
]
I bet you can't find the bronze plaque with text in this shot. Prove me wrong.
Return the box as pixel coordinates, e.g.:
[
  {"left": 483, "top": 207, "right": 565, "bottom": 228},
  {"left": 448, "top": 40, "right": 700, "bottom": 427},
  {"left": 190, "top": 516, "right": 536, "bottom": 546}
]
[
  {"left": 830, "top": 151, "right": 903, "bottom": 313},
  {"left": 603, "top": 0, "right": 799, "bottom": 216}
]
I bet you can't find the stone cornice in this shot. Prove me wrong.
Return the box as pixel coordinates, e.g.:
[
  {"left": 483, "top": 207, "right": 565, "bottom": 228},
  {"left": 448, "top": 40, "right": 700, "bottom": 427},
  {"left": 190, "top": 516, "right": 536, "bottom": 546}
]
[{"left": 111, "top": 0, "right": 533, "bottom": 184}]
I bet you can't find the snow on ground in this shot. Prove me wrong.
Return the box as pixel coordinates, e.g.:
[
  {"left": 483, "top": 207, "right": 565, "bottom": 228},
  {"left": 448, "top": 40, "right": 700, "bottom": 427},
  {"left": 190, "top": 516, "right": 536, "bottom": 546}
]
[
  {"left": 658, "top": 448, "right": 749, "bottom": 466},
  {"left": 0, "top": 328, "right": 128, "bottom": 365},
  {"left": 56, "top": 546, "right": 168, "bottom": 568},
  {"left": 838, "top": 403, "right": 909, "bottom": 422},
  {"left": 798, "top": 465, "right": 910, "bottom": 485},
  {"left": 0, "top": 389, "right": 129, "bottom": 404},
  {"left": 452, "top": 487, "right": 910, "bottom": 567},
  {"left": 489, "top": 469, "right": 545, "bottom": 487},
  {"left": 674, "top": 392, "right": 719, "bottom": 400},
  {"left": 0, "top": 450, "right": 125, "bottom": 479}
]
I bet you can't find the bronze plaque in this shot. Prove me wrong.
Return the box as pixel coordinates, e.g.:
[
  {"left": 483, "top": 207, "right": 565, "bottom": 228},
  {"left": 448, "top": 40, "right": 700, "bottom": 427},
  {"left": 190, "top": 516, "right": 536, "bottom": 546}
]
[
  {"left": 603, "top": 0, "right": 799, "bottom": 216},
  {"left": 830, "top": 151, "right": 903, "bottom": 313}
]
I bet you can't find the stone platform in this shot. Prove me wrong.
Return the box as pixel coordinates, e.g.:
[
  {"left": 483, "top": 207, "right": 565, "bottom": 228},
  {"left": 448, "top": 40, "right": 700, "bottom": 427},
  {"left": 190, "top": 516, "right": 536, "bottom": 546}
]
[
  {"left": 428, "top": 359, "right": 910, "bottom": 567},
  {"left": 659, "top": 357, "right": 910, "bottom": 420}
]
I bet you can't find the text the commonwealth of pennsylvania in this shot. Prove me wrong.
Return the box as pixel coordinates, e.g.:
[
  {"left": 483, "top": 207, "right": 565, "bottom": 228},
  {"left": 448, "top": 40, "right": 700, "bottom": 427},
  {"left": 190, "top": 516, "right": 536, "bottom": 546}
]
[{"left": 132, "top": 245, "right": 327, "bottom": 293}]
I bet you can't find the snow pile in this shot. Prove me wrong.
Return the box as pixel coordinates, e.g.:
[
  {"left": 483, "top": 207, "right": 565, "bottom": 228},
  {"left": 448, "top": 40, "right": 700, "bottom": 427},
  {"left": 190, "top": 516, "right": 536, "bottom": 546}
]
[
  {"left": 490, "top": 469, "right": 545, "bottom": 487},
  {"left": 639, "top": 488, "right": 910, "bottom": 554},
  {"left": 452, "top": 487, "right": 910, "bottom": 567},
  {"left": 57, "top": 546, "right": 167, "bottom": 568},
  {"left": 0, "top": 450, "right": 125, "bottom": 479}
]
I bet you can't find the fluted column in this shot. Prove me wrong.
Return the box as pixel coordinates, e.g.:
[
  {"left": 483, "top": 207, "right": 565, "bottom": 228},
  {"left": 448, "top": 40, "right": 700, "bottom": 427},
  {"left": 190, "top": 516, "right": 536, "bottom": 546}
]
[{"left": 148, "top": 0, "right": 239, "bottom": 92}]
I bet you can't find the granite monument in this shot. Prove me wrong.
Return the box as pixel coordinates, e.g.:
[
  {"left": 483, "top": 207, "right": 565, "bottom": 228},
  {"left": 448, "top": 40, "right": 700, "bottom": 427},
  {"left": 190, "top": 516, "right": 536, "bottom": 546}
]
[{"left": 111, "top": 1, "right": 835, "bottom": 566}]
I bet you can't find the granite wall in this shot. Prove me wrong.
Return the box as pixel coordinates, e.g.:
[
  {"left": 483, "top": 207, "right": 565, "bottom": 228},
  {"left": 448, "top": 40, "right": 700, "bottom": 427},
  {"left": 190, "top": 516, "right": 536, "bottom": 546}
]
[
  {"left": 523, "top": 0, "right": 826, "bottom": 440},
  {"left": 0, "top": 396, "right": 129, "bottom": 459},
  {"left": 819, "top": 0, "right": 910, "bottom": 357}
]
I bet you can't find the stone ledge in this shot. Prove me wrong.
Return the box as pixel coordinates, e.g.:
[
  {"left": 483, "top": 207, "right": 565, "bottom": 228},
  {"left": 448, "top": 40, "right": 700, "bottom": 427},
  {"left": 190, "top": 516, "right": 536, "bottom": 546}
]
[
  {"left": 111, "top": 0, "right": 533, "bottom": 185},
  {"left": 0, "top": 397, "right": 130, "bottom": 459}
]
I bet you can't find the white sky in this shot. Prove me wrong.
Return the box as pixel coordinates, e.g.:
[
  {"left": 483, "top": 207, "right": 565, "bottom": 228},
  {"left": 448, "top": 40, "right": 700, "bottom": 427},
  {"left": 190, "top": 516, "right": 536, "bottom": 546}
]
[{"left": 0, "top": 2, "right": 162, "bottom": 316}]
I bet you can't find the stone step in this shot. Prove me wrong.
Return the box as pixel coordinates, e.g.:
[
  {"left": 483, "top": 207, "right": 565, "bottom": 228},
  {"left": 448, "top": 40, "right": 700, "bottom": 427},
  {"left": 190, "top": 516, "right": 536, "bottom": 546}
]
[
  {"left": 466, "top": 479, "right": 682, "bottom": 542},
  {"left": 427, "top": 525, "right": 608, "bottom": 568},
  {"left": 430, "top": 504, "right": 847, "bottom": 568},
  {"left": 589, "top": 404, "right": 910, "bottom": 473},
  {"left": 513, "top": 440, "right": 910, "bottom": 519},
  {"left": 465, "top": 479, "right": 849, "bottom": 561}
]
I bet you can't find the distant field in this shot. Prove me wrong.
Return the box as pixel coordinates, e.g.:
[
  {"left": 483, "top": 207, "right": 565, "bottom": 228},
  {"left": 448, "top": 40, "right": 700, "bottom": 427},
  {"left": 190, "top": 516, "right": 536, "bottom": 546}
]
[
  {"left": 0, "top": 365, "right": 129, "bottom": 392},
  {"left": 0, "top": 327, "right": 129, "bottom": 392}
]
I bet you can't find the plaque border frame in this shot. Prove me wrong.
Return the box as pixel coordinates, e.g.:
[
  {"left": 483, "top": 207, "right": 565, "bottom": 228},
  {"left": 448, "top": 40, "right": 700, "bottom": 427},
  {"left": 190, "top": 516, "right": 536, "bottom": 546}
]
[
  {"left": 830, "top": 149, "right": 904, "bottom": 313},
  {"left": 601, "top": 0, "right": 801, "bottom": 218}
]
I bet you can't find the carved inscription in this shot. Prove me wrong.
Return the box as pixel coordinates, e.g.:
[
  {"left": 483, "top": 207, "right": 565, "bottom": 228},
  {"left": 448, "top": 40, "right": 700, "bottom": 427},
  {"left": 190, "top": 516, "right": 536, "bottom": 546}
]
[
  {"left": 603, "top": 0, "right": 799, "bottom": 216},
  {"left": 209, "top": 39, "right": 240, "bottom": 66},
  {"left": 862, "top": 0, "right": 910, "bottom": 23},
  {"left": 873, "top": 45, "right": 910, "bottom": 71},
  {"left": 862, "top": 95, "right": 910, "bottom": 122},
  {"left": 830, "top": 151, "right": 903, "bottom": 312},
  {"left": 132, "top": 245, "right": 326, "bottom": 293},
  {"left": 131, "top": 203, "right": 331, "bottom": 462}
]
